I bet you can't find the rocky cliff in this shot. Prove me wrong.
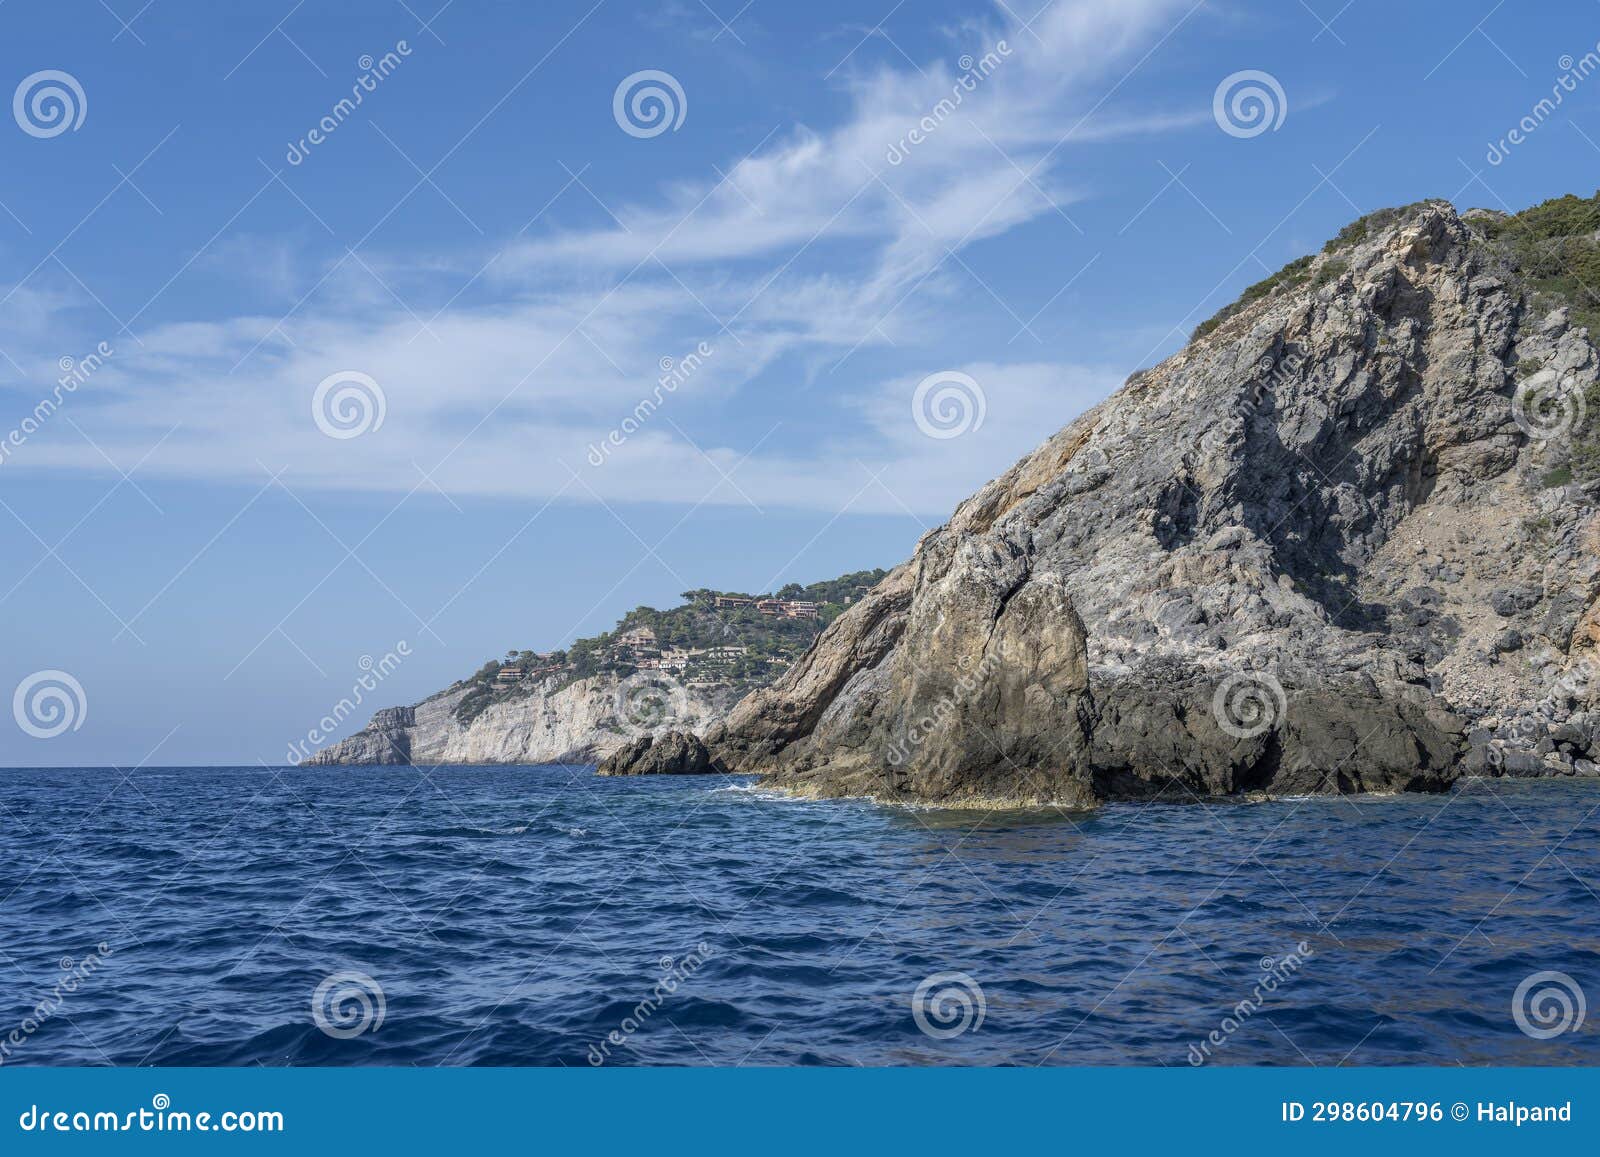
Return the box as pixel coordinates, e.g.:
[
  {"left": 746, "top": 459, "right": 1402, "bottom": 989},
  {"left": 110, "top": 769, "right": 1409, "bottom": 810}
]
[
  {"left": 307, "top": 671, "right": 740, "bottom": 766},
  {"left": 303, "top": 571, "right": 884, "bottom": 766},
  {"left": 707, "top": 198, "right": 1600, "bottom": 806}
]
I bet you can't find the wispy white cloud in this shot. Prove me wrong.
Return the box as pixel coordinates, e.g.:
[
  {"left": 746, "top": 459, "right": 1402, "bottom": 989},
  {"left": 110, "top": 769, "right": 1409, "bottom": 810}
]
[
  {"left": 0, "top": 0, "right": 1196, "bottom": 514},
  {"left": 505, "top": 0, "right": 1197, "bottom": 293}
]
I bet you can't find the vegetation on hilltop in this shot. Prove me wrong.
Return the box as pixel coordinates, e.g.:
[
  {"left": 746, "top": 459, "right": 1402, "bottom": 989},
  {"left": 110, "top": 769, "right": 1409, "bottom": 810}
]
[
  {"left": 1476, "top": 192, "right": 1600, "bottom": 337},
  {"left": 448, "top": 568, "right": 888, "bottom": 725},
  {"left": 1320, "top": 200, "right": 1441, "bottom": 255},
  {"left": 1190, "top": 201, "right": 1446, "bottom": 344},
  {"left": 1471, "top": 191, "right": 1600, "bottom": 481},
  {"left": 1190, "top": 256, "right": 1313, "bottom": 343},
  {"left": 1188, "top": 192, "right": 1600, "bottom": 483}
]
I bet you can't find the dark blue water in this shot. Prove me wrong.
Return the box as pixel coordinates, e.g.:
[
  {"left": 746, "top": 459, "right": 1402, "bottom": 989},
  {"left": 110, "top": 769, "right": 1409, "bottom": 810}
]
[{"left": 1, "top": 766, "right": 1597, "bottom": 1066}]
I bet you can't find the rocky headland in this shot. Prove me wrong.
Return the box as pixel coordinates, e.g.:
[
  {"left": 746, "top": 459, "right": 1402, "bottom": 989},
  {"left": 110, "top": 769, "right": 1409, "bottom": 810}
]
[
  {"left": 304, "top": 673, "right": 741, "bottom": 766},
  {"left": 305, "top": 573, "right": 883, "bottom": 766},
  {"left": 693, "top": 196, "right": 1600, "bottom": 807}
]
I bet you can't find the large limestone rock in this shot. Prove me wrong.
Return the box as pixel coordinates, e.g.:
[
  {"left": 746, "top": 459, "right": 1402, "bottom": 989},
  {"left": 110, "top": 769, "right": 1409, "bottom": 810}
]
[{"left": 709, "top": 201, "right": 1600, "bottom": 806}]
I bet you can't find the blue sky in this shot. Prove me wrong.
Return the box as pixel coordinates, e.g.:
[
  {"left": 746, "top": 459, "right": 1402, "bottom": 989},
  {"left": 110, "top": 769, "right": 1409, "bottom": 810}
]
[{"left": 2, "top": 0, "right": 1597, "bottom": 766}]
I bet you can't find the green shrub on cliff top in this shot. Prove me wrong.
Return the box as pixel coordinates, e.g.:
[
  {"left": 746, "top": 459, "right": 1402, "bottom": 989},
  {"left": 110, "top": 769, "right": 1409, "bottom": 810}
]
[
  {"left": 1476, "top": 191, "right": 1600, "bottom": 483},
  {"left": 1191, "top": 255, "right": 1314, "bottom": 342},
  {"left": 1187, "top": 202, "right": 1437, "bottom": 345},
  {"left": 1480, "top": 191, "right": 1600, "bottom": 338}
]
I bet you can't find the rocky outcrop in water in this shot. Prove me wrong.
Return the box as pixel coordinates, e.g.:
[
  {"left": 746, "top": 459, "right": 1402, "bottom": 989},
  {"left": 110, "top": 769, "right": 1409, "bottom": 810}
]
[
  {"left": 709, "top": 199, "right": 1600, "bottom": 806},
  {"left": 597, "top": 730, "right": 725, "bottom": 776}
]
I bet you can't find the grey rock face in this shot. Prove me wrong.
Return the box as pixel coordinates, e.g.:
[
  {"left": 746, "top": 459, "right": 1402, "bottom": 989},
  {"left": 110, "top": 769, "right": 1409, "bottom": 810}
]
[
  {"left": 596, "top": 730, "right": 725, "bottom": 776},
  {"left": 370, "top": 706, "right": 415, "bottom": 729},
  {"left": 710, "top": 201, "right": 1600, "bottom": 806}
]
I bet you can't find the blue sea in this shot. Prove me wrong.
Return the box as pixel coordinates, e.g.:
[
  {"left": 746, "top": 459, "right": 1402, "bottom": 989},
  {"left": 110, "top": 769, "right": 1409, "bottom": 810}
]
[{"left": 0, "top": 766, "right": 1596, "bottom": 1066}]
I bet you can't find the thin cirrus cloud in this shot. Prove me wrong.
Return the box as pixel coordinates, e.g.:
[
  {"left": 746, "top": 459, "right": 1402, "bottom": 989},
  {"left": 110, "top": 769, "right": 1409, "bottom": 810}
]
[
  {"left": 3, "top": 0, "right": 1197, "bottom": 516},
  {"left": 504, "top": 0, "right": 1201, "bottom": 285}
]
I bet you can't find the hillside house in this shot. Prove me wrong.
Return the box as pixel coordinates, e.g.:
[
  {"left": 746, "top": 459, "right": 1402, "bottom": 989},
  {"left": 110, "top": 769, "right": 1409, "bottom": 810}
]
[{"left": 756, "top": 598, "right": 820, "bottom": 620}]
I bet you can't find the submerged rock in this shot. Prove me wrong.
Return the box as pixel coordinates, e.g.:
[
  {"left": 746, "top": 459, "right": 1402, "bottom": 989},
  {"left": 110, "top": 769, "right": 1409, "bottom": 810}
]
[{"left": 709, "top": 200, "right": 1600, "bottom": 806}]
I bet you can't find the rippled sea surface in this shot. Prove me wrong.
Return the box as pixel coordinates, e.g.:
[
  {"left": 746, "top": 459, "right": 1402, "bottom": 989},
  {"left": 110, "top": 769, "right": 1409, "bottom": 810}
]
[{"left": 2, "top": 766, "right": 1598, "bottom": 1066}]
